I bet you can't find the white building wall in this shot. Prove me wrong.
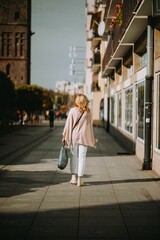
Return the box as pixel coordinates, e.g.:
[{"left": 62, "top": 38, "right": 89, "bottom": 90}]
[
  {"left": 152, "top": 56, "right": 160, "bottom": 175},
  {"left": 89, "top": 1, "right": 160, "bottom": 176},
  {"left": 85, "top": 1, "right": 92, "bottom": 99}
]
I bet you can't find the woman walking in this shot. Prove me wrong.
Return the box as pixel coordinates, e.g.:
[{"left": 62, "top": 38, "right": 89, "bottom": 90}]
[{"left": 62, "top": 94, "right": 96, "bottom": 186}]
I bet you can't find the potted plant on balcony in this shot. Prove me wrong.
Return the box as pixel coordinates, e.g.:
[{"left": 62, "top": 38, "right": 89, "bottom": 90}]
[{"left": 109, "top": 2, "right": 122, "bottom": 29}]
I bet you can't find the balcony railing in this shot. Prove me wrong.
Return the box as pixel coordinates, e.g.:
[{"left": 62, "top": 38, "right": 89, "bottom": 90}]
[
  {"left": 104, "top": 0, "right": 111, "bottom": 16},
  {"left": 105, "top": 0, "right": 121, "bottom": 19},
  {"left": 102, "top": 36, "right": 113, "bottom": 73},
  {"left": 102, "top": 0, "right": 142, "bottom": 73},
  {"left": 113, "top": 0, "right": 142, "bottom": 51}
]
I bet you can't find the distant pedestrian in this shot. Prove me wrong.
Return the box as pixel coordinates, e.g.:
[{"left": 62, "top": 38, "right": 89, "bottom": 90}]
[
  {"left": 49, "top": 109, "right": 55, "bottom": 128},
  {"left": 62, "top": 94, "right": 96, "bottom": 187}
]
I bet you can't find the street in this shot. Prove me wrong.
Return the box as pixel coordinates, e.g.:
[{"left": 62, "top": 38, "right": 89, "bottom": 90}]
[
  {"left": 0, "top": 121, "right": 160, "bottom": 240},
  {"left": 0, "top": 122, "right": 63, "bottom": 169}
]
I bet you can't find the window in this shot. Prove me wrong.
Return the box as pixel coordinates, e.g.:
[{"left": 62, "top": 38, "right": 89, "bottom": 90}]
[
  {"left": 153, "top": 0, "right": 160, "bottom": 15},
  {"left": 125, "top": 88, "right": 133, "bottom": 133},
  {"left": 127, "top": 65, "right": 133, "bottom": 78},
  {"left": 157, "top": 74, "right": 160, "bottom": 149},
  {"left": 156, "top": 0, "right": 160, "bottom": 10},
  {"left": 15, "top": 32, "right": 25, "bottom": 57},
  {"left": 110, "top": 96, "right": 115, "bottom": 124},
  {"left": 141, "top": 52, "right": 147, "bottom": 68},
  {"left": 15, "top": 11, "right": 20, "bottom": 21},
  {"left": 117, "top": 92, "right": 122, "bottom": 127},
  {"left": 137, "top": 81, "right": 145, "bottom": 139},
  {"left": 6, "top": 63, "right": 11, "bottom": 76},
  {"left": 1, "top": 32, "right": 12, "bottom": 57}
]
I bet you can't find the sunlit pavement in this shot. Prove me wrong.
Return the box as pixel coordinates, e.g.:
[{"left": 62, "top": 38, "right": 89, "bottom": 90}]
[{"left": 0, "top": 121, "right": 160, "bottom": 240}]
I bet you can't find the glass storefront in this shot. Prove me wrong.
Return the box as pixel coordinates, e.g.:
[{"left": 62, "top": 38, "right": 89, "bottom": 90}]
[
  {"left": 137, "top": 81, "right": 144, "bottom": 140},
  {"left": 157, "top": 74, "right": 160, "bottom": 149},
  {"left": 110, "top": 96, "right": 115, "bottom": 124},
  {"left": 117, "top": 92, "right": 122, "bottom": 127},
  {"left": 125, "top": 88, "right": 133, "bottom": 133}
]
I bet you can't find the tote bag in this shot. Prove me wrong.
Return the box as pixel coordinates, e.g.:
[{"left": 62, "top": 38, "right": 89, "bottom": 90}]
[{"left": 58, "top": 144, "right": 68, "bottom": 170}]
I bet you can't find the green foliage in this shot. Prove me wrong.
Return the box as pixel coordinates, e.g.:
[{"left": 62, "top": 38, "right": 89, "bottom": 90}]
[
  {"left": 16, "top": 85, "right": 54, "bottom": 113},
  {"left": 0, "top": 72, "right": 56, "bottom": 124},
  {"left": 43, "top": 89, "right": 54, "bottom": 110},
  {"left": 16, "top": 85, "right": 44, "bottom": 112}
]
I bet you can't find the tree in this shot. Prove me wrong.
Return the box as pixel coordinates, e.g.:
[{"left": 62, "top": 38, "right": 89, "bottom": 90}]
[
  {"left": 16, "top": 85, "right": 44, "bottom": 124},
  {"left": 0, "top": 71, "right": 16, "bottom": 124},
  {"left": 16, "top": 85, "right": 56, "bottom": 124},
  {"left": 16, "top": 85, "right": 44, "bottom": 111},
  {"left": 43, "top": 89, "right": 54, "bottom": 110}
]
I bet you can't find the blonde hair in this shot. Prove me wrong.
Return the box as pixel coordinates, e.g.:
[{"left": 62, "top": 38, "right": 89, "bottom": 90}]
[{"left": 74, "top": 94, "right": 90, "bottom": 112}]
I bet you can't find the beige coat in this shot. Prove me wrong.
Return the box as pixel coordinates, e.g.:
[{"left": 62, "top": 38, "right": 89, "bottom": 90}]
[{"left": 62, "top": 107, "right": 96, "bottom": 148}]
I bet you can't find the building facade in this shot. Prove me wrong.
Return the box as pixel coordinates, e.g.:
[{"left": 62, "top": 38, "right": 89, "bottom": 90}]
[
  {"left": 85, "top": 0, "right": 106, "bottom": 124},
  {"left": 0, "top": 0, "right": 32, "bottom": 86},
  {"left": 85, "top": 0, "right": 160, "bottom": 176}
]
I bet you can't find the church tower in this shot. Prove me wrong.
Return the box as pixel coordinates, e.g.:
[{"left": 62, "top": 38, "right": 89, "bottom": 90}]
[{"left": 0, "top": 0, "right": 32, "bottom": 86}]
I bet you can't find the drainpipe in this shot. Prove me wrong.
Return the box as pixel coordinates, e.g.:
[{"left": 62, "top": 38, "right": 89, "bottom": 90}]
[{"left": 143, "top": 16, "right": 154, "bottom": 170}]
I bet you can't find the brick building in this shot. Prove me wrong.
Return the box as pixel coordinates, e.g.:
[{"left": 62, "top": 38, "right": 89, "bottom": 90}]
[{"left": 0, "top": 0, "right": 31, "bottom": 86}]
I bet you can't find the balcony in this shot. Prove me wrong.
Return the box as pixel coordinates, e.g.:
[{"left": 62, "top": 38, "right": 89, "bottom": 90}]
[
  {"left": 105, "top": 0, "right": 122, "bottom": 29},
  {"left": 86, "top": 0, "right": 96, "bottom": 14},
  {"left": 90, "top": 11, "right": 101, "bottom": 29},
  {"left": 90, "top": 10, "right": 102, "bottom": 49},
  {"left": 102, "top": 0, "right": 152, "bottom": 76},
  {"left": 92, "top": 37, "right": 101, "bottom": 49},
  {"left": 112, "top": 0, "right": 143, "bottom": 52},
  {"left": 92, "top": 52, "right": 101, "bottom": 73},
  {"left": 102, "top": 37, "right": 113, "bottom": 74},
  {"left": 91, "top": 32, "right": 101, "bottom": 49}
]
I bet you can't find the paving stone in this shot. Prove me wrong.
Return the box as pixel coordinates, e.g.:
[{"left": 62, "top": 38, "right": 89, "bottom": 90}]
[{"left": 0, "top": 124, "right": 160, "bottom": 240}]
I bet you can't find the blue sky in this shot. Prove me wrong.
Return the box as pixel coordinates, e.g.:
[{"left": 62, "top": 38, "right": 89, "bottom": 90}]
[{"left": 31, "top": 0, "right": 86, "bottom": 90}]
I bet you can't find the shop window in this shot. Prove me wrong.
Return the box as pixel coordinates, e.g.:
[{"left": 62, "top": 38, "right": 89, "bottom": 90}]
[
  {"left": 117, "top": 92, "right": 122, "bottom": 127},
  {"left": 1, "top": 32, "right": 12, "bottom": 57},
  {"left": 125, "top": 88, "right": 133, "bottom": 133},
  {"left": 157, "top": 74, "right": 160, "bottom": 149},
  {"left": 110, "top": 96, "right": 115, "bottom": 124},
  {"left": 137, "top": 81, "right": 145, "bottom": 139}
]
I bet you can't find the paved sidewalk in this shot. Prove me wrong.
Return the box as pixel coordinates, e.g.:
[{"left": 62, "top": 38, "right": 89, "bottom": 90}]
[{"left": 0, "top": 125, "right": 160, "bottom": 240}]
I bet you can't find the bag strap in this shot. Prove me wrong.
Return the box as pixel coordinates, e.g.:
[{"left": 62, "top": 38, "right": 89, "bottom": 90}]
[{"left": 72, "top": 111, "right": 84, "bottom": 132}]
